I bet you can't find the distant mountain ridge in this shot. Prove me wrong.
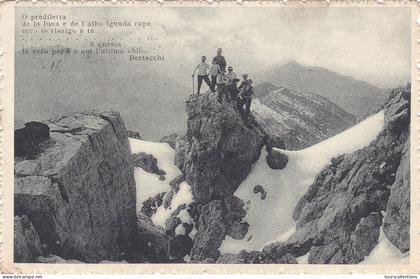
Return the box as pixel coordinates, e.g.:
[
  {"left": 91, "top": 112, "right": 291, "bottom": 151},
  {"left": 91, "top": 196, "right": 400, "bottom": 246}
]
[
  {"left": 259, "top": 61, "right": 390, "bottom": 116},
  {"left": 252, "top": 82, "right": 356, "bottom": 150}
]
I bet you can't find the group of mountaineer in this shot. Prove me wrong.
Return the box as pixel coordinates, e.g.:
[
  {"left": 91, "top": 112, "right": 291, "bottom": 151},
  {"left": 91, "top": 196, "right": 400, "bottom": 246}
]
[{"left": 192, "top": 48, "right": 255, "bottom": 120}]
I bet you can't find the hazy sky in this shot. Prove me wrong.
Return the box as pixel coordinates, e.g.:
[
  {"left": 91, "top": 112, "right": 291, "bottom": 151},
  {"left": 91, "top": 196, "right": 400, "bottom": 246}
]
[
  {"left": 167, "top": 7, "right": 411, "bottom": 88},
  {"left": 17, "top": 7, "right": 411, "bottom": 88},
  {"left": 15, "top": 7, "right": 411, "bottom": 139}
]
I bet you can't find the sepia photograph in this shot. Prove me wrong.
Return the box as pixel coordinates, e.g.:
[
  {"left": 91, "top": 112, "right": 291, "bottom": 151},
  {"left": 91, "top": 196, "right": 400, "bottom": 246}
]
[{"left": 7, "top": 4, "right": 412, "bottom": 270}]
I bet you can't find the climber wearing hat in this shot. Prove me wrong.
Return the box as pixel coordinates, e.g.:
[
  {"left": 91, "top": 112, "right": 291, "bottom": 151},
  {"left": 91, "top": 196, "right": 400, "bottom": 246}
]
[
  {"left": 238, "top": 73, "right": 248, "bottom": 90},
  {"left": 213, "top": 48, "right": 227, "bottom": 73},
  {"left": 216, "top": 72, "right": 229, "bottom": 103},
  {"left": 226, "top": 66, "right": 238, "bottom": 86},
  {"left": 209, "top": 59, "right": 221, "bottom": 92},
  {"left": 228, "top": 78, "right": 241, "bottom": 102}
]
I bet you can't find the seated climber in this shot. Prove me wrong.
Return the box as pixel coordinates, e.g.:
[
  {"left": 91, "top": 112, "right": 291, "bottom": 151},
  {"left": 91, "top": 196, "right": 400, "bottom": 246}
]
[
  {"left": 216, "top": 72, "right": 229, "bottom": 103},
  {"left": 209, "top": 59, "right": 221, "bottom": 93},
  {"left": 192, "top": 56, "right": 211, "bottom": 94},
  {"left": 226, "top": 66, "right": 237, "bottom": 86},
  {"left": 240, "top": 79, "right": 254, "bottom": 119}
]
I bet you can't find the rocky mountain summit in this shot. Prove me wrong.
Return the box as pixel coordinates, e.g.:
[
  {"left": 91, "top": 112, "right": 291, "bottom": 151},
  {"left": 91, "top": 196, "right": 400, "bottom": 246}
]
[
  {"left": 173, "top": 92, "right": 267, "bottom": 261},
  {"left": 218, "top": 85, "right": 410, "bottom": 264},
  {"left": 175, "top": 92, "right": 267, "bottom": 202},
  {"left": 253, "top": 82, "right": 355, "bottom": 150},
  {"left": 14, "top": 83, "right": 410, "bottom": 264}
]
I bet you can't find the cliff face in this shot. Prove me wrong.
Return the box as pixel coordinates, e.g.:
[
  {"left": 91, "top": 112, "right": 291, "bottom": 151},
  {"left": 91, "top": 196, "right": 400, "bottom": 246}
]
[
  {"left": 175, "top": 93, "right": 267, "bottom": 203},
  {"left": 216, "top": 85, "right": 410, "bottom": 264},
  {"left": 173, "top": 93, "right": 267, "bottom": 261},
  {"left": 288, "top": 86, "right": 410, "bottom": 263},
  {"left": 253, "top": 82, "right": 356, "bottom": 150},
  {"left": 14, "top": 111, "right": 137, "bottom": 262},
  {"left": 14, "top": 215, "right": 43, "bottom": 263}
]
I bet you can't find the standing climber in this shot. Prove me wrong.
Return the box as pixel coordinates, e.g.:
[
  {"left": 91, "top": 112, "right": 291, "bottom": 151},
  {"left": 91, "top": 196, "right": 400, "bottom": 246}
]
[
  {"left": 240, "top": 79, "right": 254, "bottom": 119},
  {"left": 226, "top": 66, "right": 238, "bottom": 86},
  {"left": 213, "top": 48, "right": 227, "bottom": 73},
  {"left": 216, "top": 72, "right": 229, "bottom": 103},
  {"left": 192, "top": 56, "right": 211, "bottom": 94},
  {"left": 209, "top": 59, "right": 221, "bottom": 92},
  {"left": 228, "top": 78, "right": 240, "bottom": 101}
]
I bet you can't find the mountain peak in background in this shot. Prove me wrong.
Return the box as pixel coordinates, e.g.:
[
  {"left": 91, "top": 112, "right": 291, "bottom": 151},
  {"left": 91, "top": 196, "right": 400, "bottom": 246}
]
[{"left": 260, "top": 61, "right": 390, "bottom": 116}]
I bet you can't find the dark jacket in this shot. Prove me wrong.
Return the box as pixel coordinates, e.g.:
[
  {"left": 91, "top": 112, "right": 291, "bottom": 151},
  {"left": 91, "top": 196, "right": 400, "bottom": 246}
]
[
  {"left": 241, "top": 85, "right": 254, "bottom": 98},
  {"left": 213, "top": 55, "right": 226, "bottom": 73},
  {"left": 238, "top": 81, "right": 247, "bottom": 90},
  {"left": 228, "top": 84, "right": 240, "bottom": 98}
]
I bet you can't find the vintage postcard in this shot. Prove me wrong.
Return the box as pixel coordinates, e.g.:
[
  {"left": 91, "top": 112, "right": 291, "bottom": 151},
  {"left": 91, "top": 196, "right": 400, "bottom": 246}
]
[{"left": 0, "top": 1, "right": 418, "bottom": 275}]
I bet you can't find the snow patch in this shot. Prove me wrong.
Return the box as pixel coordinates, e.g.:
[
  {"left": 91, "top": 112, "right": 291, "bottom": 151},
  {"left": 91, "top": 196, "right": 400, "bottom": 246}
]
[
  {"left": 151, "top": 182, "right": 194, "bottom": 227},
  {"left": 361, "top": 226, "right": 409, "bottom": 265},
  {"left": 175, "top": 224, "right": 186, "bottom": 236},
  {"left": 129, "top": 138, "right": 186, "bottom": 223},
  {"left": 296, "top": 252, "right": 309, "bottom": 264},
  {"left": 219, "top": 111, "right": 385, "bottom": 254}
]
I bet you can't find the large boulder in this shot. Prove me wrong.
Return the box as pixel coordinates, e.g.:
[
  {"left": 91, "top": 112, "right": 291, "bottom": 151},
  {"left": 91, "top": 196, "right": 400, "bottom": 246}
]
[
  {"left": 130, "top": 213, "right": 170, "bottom": 263},
  {"left": 14, "top": 111, "right": 137, "bottom": 262},
  {"left": 266, "top": 148, "right": 288, "bottom": 170},
  {"left": 15, "top": 122, "right": 50, "bottom": 159},
  {"left": 190, "top": 196, "right": 249, "bottom": 261},
  {"left": 190, "top": 200, "right": 227, "bottom": 262},
  {"left": 14, "top": 215, "right": 43, "bottom": 263},
  {"left": 175, "top": 92, "right": 267, "bottom": 202},
  {"left": 169, "top": 235, "right": 194, "bottom": 260}
]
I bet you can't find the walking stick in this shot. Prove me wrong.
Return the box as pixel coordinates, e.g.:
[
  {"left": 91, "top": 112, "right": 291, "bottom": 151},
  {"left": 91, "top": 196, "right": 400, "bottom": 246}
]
[{"left": 192, "top": 75, "right": 195, "bottom": 95}]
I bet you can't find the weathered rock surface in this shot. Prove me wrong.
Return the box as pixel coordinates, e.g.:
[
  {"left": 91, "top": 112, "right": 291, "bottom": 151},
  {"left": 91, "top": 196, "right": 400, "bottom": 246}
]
[
  {"left": 160, "top": 133, "right": 178, "bottom": 149},
  {"left": 170, "top": 235, "right": 194, "bottom": 260},
  {"left": 175, "top": 92, "right": 266, "bottom": 202},
  {"left": 14, "top": 215, "right": 43, "bottom": 263},
  {"left": 223, "top": 196, "right": 249, "bottom": 240},
  {"left": 190, "top": 200, "right": 227, "bottom": 262},
  {"left": 284, "top": 86, "right": 410, "bottom": 264},
  {"left": 127, "top": 130, "right": 142, "bottom": 140},
  {"left": 131, "top": 213, "right": 170, "bottom": 263},
  {"left": 14, "top": 111, "right": 137, "bottom": 262},
  {"left": 141, "top": 192, "right": 165, "bottom": 218},
  {"left": 132, "top": 152, "right": 166, "bottom": 175},
  {"left": 190, "top": 196, "right": 249, "bottom": 261},
  {"left": 383, "top": 140, "right": 410, "bottom": 252}
]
